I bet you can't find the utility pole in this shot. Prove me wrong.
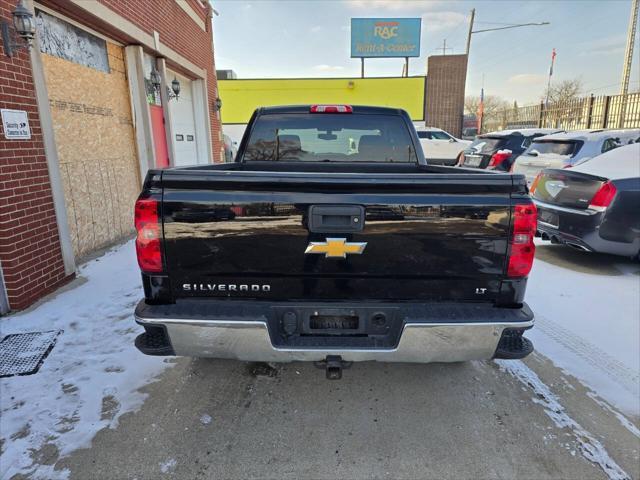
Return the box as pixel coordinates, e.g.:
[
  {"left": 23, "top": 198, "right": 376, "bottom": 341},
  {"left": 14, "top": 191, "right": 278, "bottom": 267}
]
[
  {"left": 437, "top": 39, "right": 452, "bottom": 55},
  {"left": 618, "top": 0, "right": 638, "bottom": 127},
  {"left": 545, "top": 48, "right": 556, "bottom": 107},
  {"left": 620, "top": 0, "right": 639, "bottom": 96},
  {"left": 465, "top": 9, "right": 475, "bottom": 55}
]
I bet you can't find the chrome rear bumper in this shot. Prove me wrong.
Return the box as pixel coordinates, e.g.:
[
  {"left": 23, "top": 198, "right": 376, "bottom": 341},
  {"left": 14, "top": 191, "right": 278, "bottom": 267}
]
[{"left": 135, "top": 301, "right": 534, "bottom": 363}]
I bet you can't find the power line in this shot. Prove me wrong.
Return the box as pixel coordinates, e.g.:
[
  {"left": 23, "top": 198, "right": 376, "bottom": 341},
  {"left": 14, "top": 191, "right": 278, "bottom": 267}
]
[
  {"left": 471, "top": 7, "right": 603, "bottom": 74},
  {"left": 585, "top": 80, "right": 640, "bottom": 93},
  {"left": 436, "top": 39, "right": 452, "bottom": 55},
  {"left": 468, "top": 2, "right": 588, "bottom": 71},
  {"left": 475, "top": 21, "right": 535, "bottom": 26}
]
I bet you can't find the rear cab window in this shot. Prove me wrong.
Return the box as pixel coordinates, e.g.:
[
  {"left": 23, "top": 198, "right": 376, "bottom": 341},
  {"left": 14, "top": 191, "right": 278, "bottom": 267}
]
[
  {"left": 243, "top": 113, "right": 418, "bottom": 163},
  {"left": 601, "top": 138, "right": 619, "bottom": 153},
  {"left": 468, "top": 136, "right": 506, "bottom": 153},
  {"left": 526, "top": 140, "right": 583, "bottom": 157},
  {"left": 428, "top": 131, "right": 453, "bottom": 141}
]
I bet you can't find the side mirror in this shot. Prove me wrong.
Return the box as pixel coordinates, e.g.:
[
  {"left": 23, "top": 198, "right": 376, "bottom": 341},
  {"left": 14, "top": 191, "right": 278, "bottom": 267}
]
[
  {"left": 449, "top": 138, "right": 456, "bottom": 143},
  {"left": 527, "top": 151, "right": 538, "bottom": 157}
]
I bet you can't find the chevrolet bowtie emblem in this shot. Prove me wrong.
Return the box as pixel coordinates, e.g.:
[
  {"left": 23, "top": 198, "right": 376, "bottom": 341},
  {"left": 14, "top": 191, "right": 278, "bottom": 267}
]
[{"left": 305, "top": 238, "right": 367, "bottom": 258}]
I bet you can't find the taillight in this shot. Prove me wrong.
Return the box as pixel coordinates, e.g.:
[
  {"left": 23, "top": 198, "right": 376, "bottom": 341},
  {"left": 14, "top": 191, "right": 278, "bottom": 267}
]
[
  {"left": 507, "top": 203, "right": 537, "bottom": 278},
  {"left": 310, "top": 104, "right": 353, "bottom": 113},
  {"left": 135, "top": 197, "right": 163, "bottom": 273},
  {"left": 588, "top": 181, "right": 617, "bottom": 211},
  {"left": 529, "top": 172, "right": 542, "bottom": 194},
  {"left": 488, "top": 149, "right": 512, "bottom": 168}
]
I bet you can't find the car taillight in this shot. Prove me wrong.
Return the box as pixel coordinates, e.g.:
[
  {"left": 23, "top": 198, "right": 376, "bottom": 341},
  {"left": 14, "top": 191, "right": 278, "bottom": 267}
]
[
  {"left": 588, "top": 181, "right": 617, "bottom": 211},
  {"left": 310, "top": 104, "right": 353, "bottom": 113},
  {"left": 488, "top": 149, "right": 512, "bottom": 168},
  {"left": 529, "top": 172, "right": 542, "bottom": 194},
  {"left": 135, "top": 197, "right": 163, "bottom": 273},
  {"left": 507, "top": 203, "right": 537, "bottom": 278}
]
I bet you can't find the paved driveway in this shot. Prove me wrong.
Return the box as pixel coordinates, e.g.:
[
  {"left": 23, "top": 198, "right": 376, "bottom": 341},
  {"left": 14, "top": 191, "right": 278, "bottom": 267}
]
[{"left": 2, "top": 242, "right": 638, "bottom": 480}]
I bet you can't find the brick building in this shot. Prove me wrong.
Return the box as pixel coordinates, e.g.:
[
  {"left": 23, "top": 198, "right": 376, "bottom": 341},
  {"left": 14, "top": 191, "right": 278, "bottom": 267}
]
[
  {"left": 424, "top": 54, "right": 468, "bottom": 138},
  {"left": 1, "top": 0, "right": 223, "bottom": 312}
]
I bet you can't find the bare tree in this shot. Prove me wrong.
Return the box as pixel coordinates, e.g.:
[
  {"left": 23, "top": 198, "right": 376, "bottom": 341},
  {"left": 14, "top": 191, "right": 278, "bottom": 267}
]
[
  {"left": 465, "top": 95, "right": 511, "bottom": 131},
  {"left": 464, "top": 95, "right": 510, "bottom": 116},
  {"left": 543, "top": 78, "right": 583, "bottom": 105}
]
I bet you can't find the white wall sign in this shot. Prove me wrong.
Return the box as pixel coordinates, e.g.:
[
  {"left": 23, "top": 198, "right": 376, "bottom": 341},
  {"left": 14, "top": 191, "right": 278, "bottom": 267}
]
[{"left": 1, "top": 109, "right": 32, "bottom": 139}]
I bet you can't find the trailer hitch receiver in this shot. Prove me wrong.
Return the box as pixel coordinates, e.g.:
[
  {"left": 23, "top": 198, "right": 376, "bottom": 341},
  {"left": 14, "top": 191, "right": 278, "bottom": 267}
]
[{"left": 314, "top": 355, "right": 352, "bottom": 380}]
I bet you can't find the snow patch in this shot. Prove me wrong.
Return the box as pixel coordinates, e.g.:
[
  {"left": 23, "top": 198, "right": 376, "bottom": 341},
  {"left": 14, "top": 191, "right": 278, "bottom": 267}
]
[
  {"left": 159, "top": 458, "right": 177, "bottom": 474},
  {"left": 586, "top": 392, "right": 640, "bottom": 439},
  {"left": 200, "top": 414, "right": 212, "bottom": 425},
  {"left": 496, "top": 359, "right": 630, "bottom": 480},
  {"left": 0, "top": 241, "right": 171, "bottom": 479},
  {"left": 527, "top": 246, "right": 640, "bottom": 416}
]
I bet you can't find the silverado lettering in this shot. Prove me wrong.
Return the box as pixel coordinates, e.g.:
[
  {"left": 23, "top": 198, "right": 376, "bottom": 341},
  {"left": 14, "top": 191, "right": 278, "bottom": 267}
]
[{"left": 183, "top": 284, "right": 271, "bottom": 292}]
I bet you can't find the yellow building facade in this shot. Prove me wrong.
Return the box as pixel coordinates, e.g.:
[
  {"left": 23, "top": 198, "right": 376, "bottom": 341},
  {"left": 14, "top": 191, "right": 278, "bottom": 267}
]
[{"left": 218, "top": 77, "right": 426, "bottom": 124}]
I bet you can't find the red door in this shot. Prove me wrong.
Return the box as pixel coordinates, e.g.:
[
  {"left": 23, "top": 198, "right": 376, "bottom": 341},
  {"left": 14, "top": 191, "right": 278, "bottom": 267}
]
[{"left": 150, "top": 105, "right": 169, "bottom": 168}]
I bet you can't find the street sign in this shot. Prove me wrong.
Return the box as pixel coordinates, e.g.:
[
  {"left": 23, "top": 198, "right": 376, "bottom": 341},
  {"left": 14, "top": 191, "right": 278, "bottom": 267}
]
[{"left": 351, "top": 18, "right": 421, "bottom": 58}]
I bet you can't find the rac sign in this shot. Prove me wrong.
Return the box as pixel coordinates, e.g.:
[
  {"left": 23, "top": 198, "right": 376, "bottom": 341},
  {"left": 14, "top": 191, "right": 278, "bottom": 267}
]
[
  {"left": 351, "top": 18, "right": 421, "bottom": 58},
  {"left": 374, "top": 23, "right": 399, "bottom": 40}
]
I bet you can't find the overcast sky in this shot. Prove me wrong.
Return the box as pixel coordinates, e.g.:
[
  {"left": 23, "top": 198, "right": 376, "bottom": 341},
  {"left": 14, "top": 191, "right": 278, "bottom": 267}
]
[{"left": 212, "top": 0, "right": 639, "bottom": 105}]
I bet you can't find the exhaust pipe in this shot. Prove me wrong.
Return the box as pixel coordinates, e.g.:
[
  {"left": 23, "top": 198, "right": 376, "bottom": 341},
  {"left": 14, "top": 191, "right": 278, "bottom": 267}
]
[{"left": 566, "top": 242, "right": 590, "bottom": 252}]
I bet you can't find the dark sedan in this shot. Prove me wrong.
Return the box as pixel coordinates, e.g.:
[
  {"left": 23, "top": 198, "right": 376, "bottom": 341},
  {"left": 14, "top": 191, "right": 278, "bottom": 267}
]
[
  {"left": 531, "top": 143, "right": 640, "bottom": 258},
  {"left": 459, "top": 128, "right": 563, "bottom": 172}
]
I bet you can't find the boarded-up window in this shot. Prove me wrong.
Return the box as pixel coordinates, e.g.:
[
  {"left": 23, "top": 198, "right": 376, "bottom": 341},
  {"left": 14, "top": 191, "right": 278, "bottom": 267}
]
[{"left": 35, "top": 9, "right": 109, "bottom": 73}]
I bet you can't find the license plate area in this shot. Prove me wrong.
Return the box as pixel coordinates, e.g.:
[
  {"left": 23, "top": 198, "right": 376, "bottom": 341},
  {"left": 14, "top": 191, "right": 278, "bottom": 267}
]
[
  {"left": 464, "top": 155, "right": 482, "bottom": 167},
  {"left": 271, "top": 306, "right": 401, "bottom": 345},
  {"left": 538, "top": 209, "right": 559, "bottom": 228},
  {"left": 310, "top": 314, "right": 359, "bottom": 330},
  {"left": 303, "top": 309, "right": 364, "bottom": 336}
]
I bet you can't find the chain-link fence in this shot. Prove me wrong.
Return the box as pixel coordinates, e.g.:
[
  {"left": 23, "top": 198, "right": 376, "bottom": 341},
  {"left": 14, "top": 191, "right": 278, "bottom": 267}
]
[{"left": 481, "top": 92, "right": 640, "bottom": 134}]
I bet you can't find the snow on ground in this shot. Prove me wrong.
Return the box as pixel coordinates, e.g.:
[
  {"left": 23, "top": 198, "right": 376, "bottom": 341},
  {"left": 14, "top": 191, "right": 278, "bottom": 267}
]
[
  {"left": 527, "top": 241, "right": 640, "bottom": 417},
  {"left": 497, "top": 359, "right": 630, "bottom": 480},
  {"left": 1, "top": 236, "right": 638, "bottom": 478},
  {"left": 0, "top": 240, "right": 170, "bottom": 480}
]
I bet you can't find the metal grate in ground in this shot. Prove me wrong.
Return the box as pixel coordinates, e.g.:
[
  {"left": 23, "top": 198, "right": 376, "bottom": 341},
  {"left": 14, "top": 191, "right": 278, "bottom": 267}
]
[{"left": 0, "top": 330, "right": 62, "bottom": 378}]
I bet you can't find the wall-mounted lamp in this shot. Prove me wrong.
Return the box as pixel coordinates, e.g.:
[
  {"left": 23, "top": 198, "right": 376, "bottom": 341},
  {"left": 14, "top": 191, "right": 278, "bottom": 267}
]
[
  {"left": 1, "top": 0, "right": 36, "bottom": 58},
  {"left": 214, "top": 97, "right": 222, "bottom": 112},
  {"left": 149, "top": 67, "right": 161, "bottom": 90},
  {"left": 166, "top": 77, "right": 180, "bottom": 101}
]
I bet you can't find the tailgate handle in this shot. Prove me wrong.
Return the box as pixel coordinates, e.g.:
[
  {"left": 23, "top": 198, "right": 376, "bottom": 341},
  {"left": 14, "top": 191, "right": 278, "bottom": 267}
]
[{"left": 308, "top": 205, "right": 365, "bottom": 233}]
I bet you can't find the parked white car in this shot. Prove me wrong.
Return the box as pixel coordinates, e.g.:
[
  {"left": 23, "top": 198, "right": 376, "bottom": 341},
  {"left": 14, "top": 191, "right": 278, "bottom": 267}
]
[
  {"left": 415, "top": 126, "right": 471, "bottom": 166},
  {"left": 512, "top": 129, "right": 640, "bottom": 184}
]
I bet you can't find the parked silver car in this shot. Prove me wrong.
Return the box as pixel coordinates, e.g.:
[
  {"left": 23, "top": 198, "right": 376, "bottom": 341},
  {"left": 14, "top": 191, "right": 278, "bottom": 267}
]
[{"left": 511, "top": 129, "right": 640, "bottom": 184}]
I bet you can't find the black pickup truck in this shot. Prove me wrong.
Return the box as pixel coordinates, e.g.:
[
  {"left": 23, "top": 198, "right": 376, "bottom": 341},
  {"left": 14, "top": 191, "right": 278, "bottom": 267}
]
[{"left": 133, "top": 105, "right": 536, "bottom": 378}]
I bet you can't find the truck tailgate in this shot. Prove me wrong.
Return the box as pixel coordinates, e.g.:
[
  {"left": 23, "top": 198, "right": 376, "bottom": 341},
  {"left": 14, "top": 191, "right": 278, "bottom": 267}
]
[{"left": 161, "top": 170, "right": 514, "bottom": 302}]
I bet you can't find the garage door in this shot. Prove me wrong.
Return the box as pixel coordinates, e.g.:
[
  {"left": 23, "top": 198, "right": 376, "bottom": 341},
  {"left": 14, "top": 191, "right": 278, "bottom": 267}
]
[{"left": 168, "top": 71, "right": 199, "bottom": 166}]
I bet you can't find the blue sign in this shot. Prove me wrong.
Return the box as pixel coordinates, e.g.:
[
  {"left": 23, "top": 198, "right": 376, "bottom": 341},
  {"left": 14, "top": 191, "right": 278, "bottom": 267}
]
[{"left": 351, "top": 18, "right": 421, "bottom": 58}]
